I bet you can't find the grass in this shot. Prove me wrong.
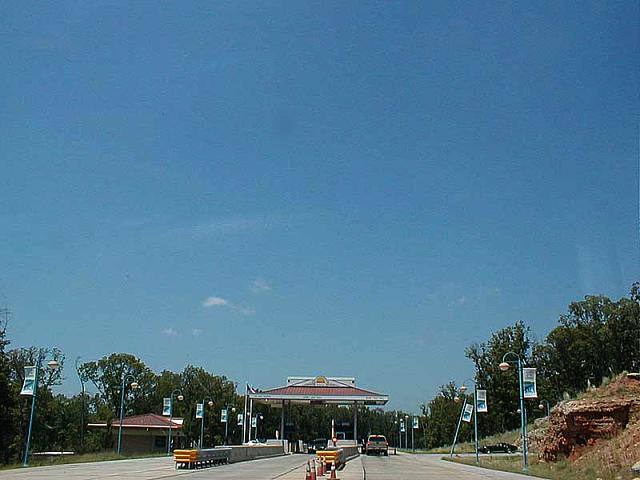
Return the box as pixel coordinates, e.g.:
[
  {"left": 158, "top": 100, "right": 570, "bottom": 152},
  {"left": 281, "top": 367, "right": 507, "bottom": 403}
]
[
  {"left": 425, "top": 428, "right": 521, "bottom": 454},
  {"left": 446, "top": 454, "right": 638, "bottom": 480},
  {"left": 0, "top": 451, "right": 167, "bottom": 471}
]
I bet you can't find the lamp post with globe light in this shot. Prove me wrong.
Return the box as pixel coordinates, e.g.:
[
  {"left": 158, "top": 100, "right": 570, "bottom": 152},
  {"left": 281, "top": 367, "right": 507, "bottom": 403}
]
[
  {"left": 116, "top": 373, "right": 139, "bottom": 455},
  {"left": 404, "top": 415, "right": 409, "bottom": 450},
  {"left": 499, "top": 352, "right": 528, "bottom": 472},
  {"left": 199, "top": 398, "right": 214, "bottom": 448},
  {"left": 75, "top": 357, "right": 86, "bottom": 452},
  {"left": 22, "top": 355, "right": 60, "bottom": 467},
  {"left": 449, "top": 388, "right": 467, "bottom": 458},
  {"left": 167, "top": 389, "right": 184, "bottom": 455},
  {"left": 223, "top": 404, "right": 236, "bottom": 445},
  {"left": 459, "top": 379, "right": 480, "bottom": 464}
]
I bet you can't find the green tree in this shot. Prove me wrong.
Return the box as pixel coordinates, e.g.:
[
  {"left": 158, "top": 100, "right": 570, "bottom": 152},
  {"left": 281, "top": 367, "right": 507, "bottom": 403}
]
[
  {"left": 80, "top": 353, "right": 156, "bottom": 419},
  {"left": 465, "top": 320, "right": 540, "bottom": 435},
  {"left": 167, "top": 366, "right": 241, "bottom": 447},
  {"left": 421, "top": 382, "right": 471, "bottom": 449}
]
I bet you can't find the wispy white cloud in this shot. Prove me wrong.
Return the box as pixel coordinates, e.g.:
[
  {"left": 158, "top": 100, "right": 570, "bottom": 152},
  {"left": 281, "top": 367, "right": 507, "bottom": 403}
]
[
  {"left": 251, "top": 277, "right": 272, "bottom": 293},
  {"left": 203, "top": 296, "right": 229, "bottom": 307},
  {"left": 191, "top": 328, "right": 204, "bottom": 336},
  {"left": 168, "top": 215, "right": 278, "bottom": 241},
  {"left": 188, "top": 218, "right": 264, "bottom": 237},
  {"left": 427, "top": 282, "right": 501, "bottom": 308},
  {"left": 237, "top": 306, "right": 256, "bottom": 316},
  {"left": 161, "top": 327, "right": 178, "bottom": 337},
  {"left": 202, "top": 296, "right": 255, "bottom": 316}
]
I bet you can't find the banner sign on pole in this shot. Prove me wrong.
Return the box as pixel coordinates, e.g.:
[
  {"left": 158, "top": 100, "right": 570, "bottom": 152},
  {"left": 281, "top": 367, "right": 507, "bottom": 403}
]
[
  {"left": 237, "top": 413, "right": 244, "bottom": 426},
  {"left": 20, "top": 366, "right": 37, "bottom": 396},
  {"left": 476, "top": 389, "right": 488, "bottom": 413},
  {"left": 412, "top": 417, "right": 419, "bottom": 429},
  {"left": 162, "top": 397, "right": 172, "bottom": 416},
  {"left": 251, "top": 416, "right": 257, "bottom": 428},
  {"left": 221, "top": 408, "right": 228, "bottom": 423},
  {"left": 523, "top": 368, "right": 538, "bottom": 399},
  {"left": 400, "top": 420, "right": 405, "bottom": 432},
  {"left": 195, "top": 403, "right": 204, "bottom": 419},
  {"left": 462, "top": 403, "right": 474, "bottom": 423}
]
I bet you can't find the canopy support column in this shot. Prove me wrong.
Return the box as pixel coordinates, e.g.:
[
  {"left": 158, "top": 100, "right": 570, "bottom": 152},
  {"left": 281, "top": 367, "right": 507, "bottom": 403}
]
[
  {"left": 353, "top": 401, "right": 358, "bottom": 443},
  {"left": 280, "top": 399, "right": 285, "bottom": 447}
]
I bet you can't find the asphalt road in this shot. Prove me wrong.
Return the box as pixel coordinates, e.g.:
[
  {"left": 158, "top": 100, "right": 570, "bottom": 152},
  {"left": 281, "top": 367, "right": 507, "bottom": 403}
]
[
  {"left": 0, "top": 453, "right": 539, "bottom": 479},
  {"left": 362, "top": 453, "right": 537, "bottom": 479},
  {"left": 0, "top": 455, "right": 307, "bottom": 480}
]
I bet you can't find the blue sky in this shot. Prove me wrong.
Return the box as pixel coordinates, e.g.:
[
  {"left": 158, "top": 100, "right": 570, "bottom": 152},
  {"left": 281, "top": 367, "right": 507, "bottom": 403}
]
[{"left": 1, "top": 1, "right": 638, "bottom": 411}]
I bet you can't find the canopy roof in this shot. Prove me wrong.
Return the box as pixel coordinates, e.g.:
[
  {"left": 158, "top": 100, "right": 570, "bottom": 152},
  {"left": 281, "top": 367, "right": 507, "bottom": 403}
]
[
  {"left": 249, "top": 376, "right": 389, "bottom": 406},
  {"left": 88, "top": 413, "right": 183, "bottom": 430}
]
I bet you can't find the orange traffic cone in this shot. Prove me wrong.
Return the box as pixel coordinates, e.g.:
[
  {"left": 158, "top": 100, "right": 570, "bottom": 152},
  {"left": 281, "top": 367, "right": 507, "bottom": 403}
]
[
  {"left": 329, "top": 463, "right": 338, "bottom": 480},
  {"left": 305, "top": 461, "right": 311, "bottom": 480},
  {"left": 318, "top": 458, "right": 325, "bottom": 476},
  {"left": 310, "top": 459, "right": 317, "bottom": 480}
]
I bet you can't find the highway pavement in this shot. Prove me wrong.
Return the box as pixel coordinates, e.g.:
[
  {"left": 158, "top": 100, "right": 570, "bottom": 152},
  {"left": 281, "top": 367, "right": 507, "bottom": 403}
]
[
  {"left": 0, "top": 455, "right": 306, "bottom": 480},
  {"left": 362, "top": 453, "right": 538, "bottom": 479},
  {"left": 0, "top": 452, "right": 541, "bottom": 479}
]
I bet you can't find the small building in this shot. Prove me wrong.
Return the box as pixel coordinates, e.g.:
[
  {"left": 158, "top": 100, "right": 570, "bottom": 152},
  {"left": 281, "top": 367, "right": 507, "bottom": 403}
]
[{"left": 88, "top": 413, "right": 185, "bottom": 454}]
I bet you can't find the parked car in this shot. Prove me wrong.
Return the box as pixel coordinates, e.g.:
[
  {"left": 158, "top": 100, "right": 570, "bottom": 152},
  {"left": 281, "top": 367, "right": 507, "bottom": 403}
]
[
  {"left": 308, "top": 438, "right": 327, "bottom": 454},
  {"left": 365, "top": 435, "right": 389, "bottom": 456},
  {"left": 478, "top": 442, "right": 518, "bottom": 454},
  {"left": 243, "top": 439, "right": 266, "bottom": 445}
]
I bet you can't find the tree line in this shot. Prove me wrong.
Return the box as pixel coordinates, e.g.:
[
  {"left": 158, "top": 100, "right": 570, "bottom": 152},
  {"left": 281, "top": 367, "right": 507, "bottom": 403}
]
[
  {"left": 0, "top": 317, "right": 402, "bottom": 464},
  {"left": 419, "top": 282, "right": 640, "bottom": 449},
  {"left": 0, "top": 282, "right": 637, "bottom": 462}
]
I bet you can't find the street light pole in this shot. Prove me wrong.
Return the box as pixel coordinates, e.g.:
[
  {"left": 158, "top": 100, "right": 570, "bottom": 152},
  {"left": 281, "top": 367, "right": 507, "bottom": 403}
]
[
  {"left": 167, "top": 389, "right": 184, "bottom": 456},
  {"left": 473, "top": 383, "right": 478, "bottom": 464},
  {"left": 117, "top": 374, "right": 138, "bottom": 455},
  {"left": 23, "top": 354, "right": 59, "bottom": 467},
  {"left": 460, "top": 379, "right": 480, "bottom": 465},
  {"left": 223, "top": 404, "right": 236, "bottom": 445},
  {"left": 500, "top": 352, "right": 528, "bottom": 473},
  {"left": 75, "top": 357, "right": 85, "bottom": 452},
  {"left": 200, "top": 399, "right": 214, "bottom": 448},
  {"left": 411, "top": 416, "right": 415, "bottom": 451},
  {"left": 449, "top": 396, "right": 467, "bottom": 458}
]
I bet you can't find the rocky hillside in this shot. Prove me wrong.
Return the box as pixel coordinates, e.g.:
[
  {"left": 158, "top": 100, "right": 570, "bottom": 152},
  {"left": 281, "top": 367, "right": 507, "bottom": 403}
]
[{"left": 537, "top": 373, "right": 640, "bottom": 475}]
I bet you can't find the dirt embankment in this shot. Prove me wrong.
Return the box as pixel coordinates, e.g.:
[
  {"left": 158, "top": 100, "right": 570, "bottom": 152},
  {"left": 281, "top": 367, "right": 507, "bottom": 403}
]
[{"left": 537, "top": 374, "right": 640, "bottom": 470}]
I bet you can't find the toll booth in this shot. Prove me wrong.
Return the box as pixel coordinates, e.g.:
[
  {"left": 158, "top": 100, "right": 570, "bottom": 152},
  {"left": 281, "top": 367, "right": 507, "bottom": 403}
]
[{"left": 244, "top": 376, "right": 388, "bottom": 446}]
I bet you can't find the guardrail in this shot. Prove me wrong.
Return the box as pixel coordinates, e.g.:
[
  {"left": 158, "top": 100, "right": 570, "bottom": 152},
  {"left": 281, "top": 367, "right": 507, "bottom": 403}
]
[{"left": 174, "top": 447, "right": 231, "bottom": 469}]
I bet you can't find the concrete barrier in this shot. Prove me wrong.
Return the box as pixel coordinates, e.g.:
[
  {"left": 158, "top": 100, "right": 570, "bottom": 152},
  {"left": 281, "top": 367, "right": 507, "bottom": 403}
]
[
  {"left": 228, "top": 444, "right": 285, "bottom": 463},
  {"left": 341, "top": 445, "right": 359, "bottom": 461}
]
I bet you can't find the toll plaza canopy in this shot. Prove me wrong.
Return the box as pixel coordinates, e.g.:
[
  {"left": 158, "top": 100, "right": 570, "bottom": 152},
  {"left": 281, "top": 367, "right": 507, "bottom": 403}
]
[
  {"left": 249, "top": 376, "right": 389, "bottom": 406},
  {"left": 245, "top": 376, "right": 388, "bottom": 444}
]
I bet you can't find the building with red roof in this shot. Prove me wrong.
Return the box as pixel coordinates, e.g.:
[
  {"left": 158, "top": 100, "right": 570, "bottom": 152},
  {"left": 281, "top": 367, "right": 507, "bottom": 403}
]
[{"left": 88, "top": 413, "right": 185, "bottom": 454}]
